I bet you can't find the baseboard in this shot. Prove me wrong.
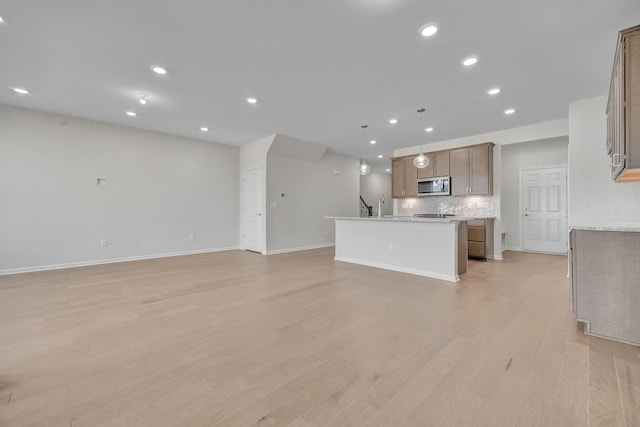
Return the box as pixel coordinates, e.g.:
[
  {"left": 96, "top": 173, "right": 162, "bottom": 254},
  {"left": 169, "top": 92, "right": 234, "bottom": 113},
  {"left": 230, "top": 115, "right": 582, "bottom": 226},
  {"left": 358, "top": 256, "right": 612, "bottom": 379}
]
[
  {"left": 0, "top": 246, "right": 240, "bottom": 276},
  {"left": 578, "top": 319, "right": 640, "bottom": 347},
  {"left": 505, "top": 246, "right": 523, "bottom": 252},
  {"left": 334, "top": 256, "right": 458, "bottom": 283},
  {"left": 493, "top": 253, "right": 504, "bottom": 261},
  {"left": 266, "top": 243, "right": 335, "bottom": 255}
]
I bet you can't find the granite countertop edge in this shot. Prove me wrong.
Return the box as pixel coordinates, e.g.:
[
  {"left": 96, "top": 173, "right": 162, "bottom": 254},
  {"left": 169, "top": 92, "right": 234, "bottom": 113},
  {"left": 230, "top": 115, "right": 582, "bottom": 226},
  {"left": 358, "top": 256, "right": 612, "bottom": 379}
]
[
  {"left": 570, "top": 223, "right": 640, "bottom": 232},
  {"left": 327, "top": 216, "right": 470, "bottom": 223}
]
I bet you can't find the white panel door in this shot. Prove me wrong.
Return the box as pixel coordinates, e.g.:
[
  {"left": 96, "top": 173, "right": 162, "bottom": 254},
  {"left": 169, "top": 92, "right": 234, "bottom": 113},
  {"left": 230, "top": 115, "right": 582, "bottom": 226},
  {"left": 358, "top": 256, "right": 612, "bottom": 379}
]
[
  {"left": 522, "top": 167, "right": 567, "bottom": 254},
  {"left": 243, "top": 167, "right": 263, "bottom": 253}
]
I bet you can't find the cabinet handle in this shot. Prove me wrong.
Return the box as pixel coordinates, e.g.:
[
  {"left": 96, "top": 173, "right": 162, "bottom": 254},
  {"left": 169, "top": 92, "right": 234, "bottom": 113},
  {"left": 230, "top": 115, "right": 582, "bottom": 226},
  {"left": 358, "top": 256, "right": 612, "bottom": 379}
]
[{"left": 612, "top": 153, "right": 623, "bottom": 167}]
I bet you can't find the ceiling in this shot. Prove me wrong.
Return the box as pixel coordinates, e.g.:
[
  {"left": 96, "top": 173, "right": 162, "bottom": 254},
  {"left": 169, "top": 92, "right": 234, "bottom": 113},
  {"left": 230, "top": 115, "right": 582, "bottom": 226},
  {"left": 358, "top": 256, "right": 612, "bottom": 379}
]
[{"left": 1, "top": 0, "right": 639, "bottom": 172}]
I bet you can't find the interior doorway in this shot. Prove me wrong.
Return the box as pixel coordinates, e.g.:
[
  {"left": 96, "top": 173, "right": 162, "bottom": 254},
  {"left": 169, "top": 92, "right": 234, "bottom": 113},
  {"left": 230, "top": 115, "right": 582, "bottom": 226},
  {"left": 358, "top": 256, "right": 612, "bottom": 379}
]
[
  {"left": 243, "top": 167, "right": 263, "bottom": 253},
  {"left": 521, "top": 166, "right": 568, "bottom": 254}
]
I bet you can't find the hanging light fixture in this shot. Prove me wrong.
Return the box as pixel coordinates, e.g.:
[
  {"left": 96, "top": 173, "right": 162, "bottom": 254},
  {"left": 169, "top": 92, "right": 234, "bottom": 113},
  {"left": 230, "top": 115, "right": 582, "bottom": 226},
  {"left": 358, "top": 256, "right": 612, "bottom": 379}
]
[
  {"left": 359, "top": 159, "right": 371, "bottom": 176},
  {"left": 413, "top": 108, "right": 430, "bottom": 169},
  {"left": 359, "top": 124, "right": 371, "bottom": 175}
]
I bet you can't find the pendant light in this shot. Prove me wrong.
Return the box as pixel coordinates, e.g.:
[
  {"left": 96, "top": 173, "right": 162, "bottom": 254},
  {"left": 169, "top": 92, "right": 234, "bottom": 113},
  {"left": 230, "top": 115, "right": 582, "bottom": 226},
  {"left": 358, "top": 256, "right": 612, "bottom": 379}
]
[
  {"left": 359, "top": 124, "right": 371, "bottom": 176},
  {"left": 414, "top": 147, "right": 428, "bottom": 169},
  {"left": 359, "top": 159, "right": 371, "bottom": 176},
  {"left": 413, "top": 108, "right": 430, "bottom": 169}
]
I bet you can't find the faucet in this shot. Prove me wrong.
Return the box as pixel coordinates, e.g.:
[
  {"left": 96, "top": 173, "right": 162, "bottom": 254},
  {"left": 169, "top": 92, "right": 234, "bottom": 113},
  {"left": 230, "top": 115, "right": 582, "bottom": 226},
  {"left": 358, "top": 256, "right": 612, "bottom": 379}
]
[{"left": 378, "top": 194, "right": 385, "bottom": 218}]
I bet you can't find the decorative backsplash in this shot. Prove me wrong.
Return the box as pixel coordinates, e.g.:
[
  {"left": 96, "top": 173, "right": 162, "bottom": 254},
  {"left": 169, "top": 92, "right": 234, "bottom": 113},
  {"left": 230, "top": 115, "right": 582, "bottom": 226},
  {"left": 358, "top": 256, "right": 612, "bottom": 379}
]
[{"left": 395, "top": 195, "right": 494, "bottom": 217}]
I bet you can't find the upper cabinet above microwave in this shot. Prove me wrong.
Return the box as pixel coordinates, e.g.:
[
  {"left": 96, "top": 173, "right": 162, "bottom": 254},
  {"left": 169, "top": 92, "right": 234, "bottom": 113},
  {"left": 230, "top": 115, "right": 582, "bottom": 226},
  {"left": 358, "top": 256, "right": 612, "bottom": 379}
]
[
  {"left": 417, "top": 151, "right": 450, "bottom": 179},
  {"left": 607, "top": 25, "right": 640, "bottom": 182}
]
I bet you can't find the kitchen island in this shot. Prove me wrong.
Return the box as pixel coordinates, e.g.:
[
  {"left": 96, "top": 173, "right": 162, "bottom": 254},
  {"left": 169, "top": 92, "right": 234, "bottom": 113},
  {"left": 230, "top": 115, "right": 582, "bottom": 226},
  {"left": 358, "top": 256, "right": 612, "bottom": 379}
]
[{"left": 328, "top": 216, "right": 468, "bottom": 282}]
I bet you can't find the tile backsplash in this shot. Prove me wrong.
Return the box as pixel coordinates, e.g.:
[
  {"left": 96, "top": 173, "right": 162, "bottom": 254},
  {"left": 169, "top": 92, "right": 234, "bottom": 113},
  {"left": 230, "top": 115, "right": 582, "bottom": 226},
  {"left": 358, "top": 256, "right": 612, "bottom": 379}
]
[{"left": 395, "top": 195, "right": 494, "bottom": 217}]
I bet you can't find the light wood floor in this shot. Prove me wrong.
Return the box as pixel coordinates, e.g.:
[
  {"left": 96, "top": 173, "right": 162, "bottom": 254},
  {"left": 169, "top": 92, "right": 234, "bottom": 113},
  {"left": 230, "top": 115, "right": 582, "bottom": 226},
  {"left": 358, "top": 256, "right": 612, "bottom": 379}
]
[{"left": 0, "top": 249, "right": 638, "bottom": 427}]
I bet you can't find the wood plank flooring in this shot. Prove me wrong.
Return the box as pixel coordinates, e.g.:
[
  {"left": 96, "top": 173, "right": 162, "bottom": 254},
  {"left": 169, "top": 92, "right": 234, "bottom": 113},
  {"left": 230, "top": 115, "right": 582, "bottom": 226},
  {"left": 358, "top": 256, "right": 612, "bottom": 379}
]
[{"left": 0, "top": 249, "right": 638, "bottom": 426}]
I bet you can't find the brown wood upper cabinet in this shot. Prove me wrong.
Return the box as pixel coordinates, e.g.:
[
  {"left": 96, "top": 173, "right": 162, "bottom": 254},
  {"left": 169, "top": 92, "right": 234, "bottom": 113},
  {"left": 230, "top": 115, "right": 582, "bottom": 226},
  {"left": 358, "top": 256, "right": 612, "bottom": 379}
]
[
  {"left": 417, "top": 151, "right": 450, "bottom": 179},
  {"left": 450, "top": 143, "right": 494, "bottom": 196},
  {"left": 391, "top": 156, "right": 418, "bottom": 198},
  {"left": 607, "top": 25, "right": 640, "bottom": 182}
]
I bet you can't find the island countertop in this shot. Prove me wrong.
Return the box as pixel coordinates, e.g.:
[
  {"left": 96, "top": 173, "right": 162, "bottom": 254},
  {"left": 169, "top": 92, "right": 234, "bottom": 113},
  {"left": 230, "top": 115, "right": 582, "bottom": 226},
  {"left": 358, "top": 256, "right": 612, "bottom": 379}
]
[
  {"left": 326, "top": 216, "right": 469, "bottom": 223},
  {"left": 570, "top": 222, "right": 640, "bottom": 232}
]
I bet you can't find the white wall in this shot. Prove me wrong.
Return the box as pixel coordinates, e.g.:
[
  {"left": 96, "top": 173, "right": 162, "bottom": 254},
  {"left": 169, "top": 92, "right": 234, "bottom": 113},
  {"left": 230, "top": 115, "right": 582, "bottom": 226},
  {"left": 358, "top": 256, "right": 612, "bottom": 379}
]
[
  {"left": 569, "top": 96, "right": 640, "bottom": 224},
  {"left": 501, "top": 137, "right": 569, "bottom": 250},
  {"left": 266, "top": 151, "right": 359, "bottom": 253},
  {"left": 0, "top": 105, "right": 239, "bottom": 273},
  {"left": 360, "top": 172, "right": 393, "bottom": 216}
]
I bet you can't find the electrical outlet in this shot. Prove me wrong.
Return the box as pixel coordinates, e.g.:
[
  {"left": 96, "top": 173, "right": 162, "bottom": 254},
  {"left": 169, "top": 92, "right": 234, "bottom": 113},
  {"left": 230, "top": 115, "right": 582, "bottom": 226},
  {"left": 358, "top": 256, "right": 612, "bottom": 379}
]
[
  {"left": 100, "top": 239, "right": 108, "bottom": 247},
  {"left": 270, "top": 201, "right": 278, "bottom": 208},
  {"left": 189, "top": 233, "right": 195, "bottom": 241},
  {"left": 324, "top": 229, "right": 329, "bottom": 236},
  {"left": 388, "top": 243, "right": 394, "bottom": 252}
]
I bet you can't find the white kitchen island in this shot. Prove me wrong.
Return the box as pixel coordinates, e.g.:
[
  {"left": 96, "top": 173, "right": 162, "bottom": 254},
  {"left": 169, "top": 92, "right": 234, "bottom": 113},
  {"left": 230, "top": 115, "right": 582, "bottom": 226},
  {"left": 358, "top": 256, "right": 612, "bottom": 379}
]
[{"left": 329, "top": 217, "right": 468, "bottom": 282}]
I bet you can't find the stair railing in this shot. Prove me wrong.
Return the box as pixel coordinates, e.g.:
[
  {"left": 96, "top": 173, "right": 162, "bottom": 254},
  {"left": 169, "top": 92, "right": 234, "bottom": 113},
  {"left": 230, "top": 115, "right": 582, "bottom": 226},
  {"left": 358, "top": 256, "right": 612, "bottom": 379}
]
[{"left": 359, "top": 196, "right": 373, "bottom": 217}]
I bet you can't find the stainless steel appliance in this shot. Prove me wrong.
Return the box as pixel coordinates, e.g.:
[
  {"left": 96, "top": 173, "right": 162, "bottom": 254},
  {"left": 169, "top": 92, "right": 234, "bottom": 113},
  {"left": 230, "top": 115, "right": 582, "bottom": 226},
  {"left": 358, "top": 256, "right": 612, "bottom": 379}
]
[{"left": 417, "top": 176, "right": 451, "bottom": 196}]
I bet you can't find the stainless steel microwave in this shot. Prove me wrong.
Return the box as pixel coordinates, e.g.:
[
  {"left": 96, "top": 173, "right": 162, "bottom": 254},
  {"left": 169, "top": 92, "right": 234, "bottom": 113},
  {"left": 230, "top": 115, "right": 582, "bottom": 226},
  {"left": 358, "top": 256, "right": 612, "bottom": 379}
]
[{"left": 417, "top": 176, "right": 451, "bottom": 196}]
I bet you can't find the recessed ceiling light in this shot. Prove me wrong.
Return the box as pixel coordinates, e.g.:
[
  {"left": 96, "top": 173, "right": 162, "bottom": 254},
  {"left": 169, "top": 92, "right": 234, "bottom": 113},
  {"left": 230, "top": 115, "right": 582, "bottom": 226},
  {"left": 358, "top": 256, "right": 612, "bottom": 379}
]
[
  {"left": 462, "top": 56, "right": 478, "bottom": 66},
  {"left": 487, "top": 88, "right": 501, "bottom": 95},
  {"left": 425, "top": 127, "right": 434, "bottom": 132},
  {"left": 0, "top": 15, "right": 5, "bottom": 23},
  {"left": 151, "top": 66, "right": 167, "bottom": 75},
  {"left": 139, "top": 93, "right": 147, "bottom": 105},
  {"left": 504, "top": 108, "right": 516, "bottom": 115},
  {"left": 385, "top": 168, "right": 390, "bottom": 173},
  {"left": 12, "top": 87, "right": 30, "bottom": 95},
  {"left": 420, "top": 23, "right": 439, "bottom": 37},
  {"left": 125, "top": 111, "right": 137, "bottom": 117},
  {"left": 378, "top": 155, "right": 383, "bottom": 159},
  {"left": 200, "top": 127, "right": 209, "bottom": 132},
  {"left": 246, "top": 97, "right": 258, "bottom": 104},
  {"left": 369, "top": 140, "right": 376, "bottom": 145},
  {"left": 389, "top": 118, "right": 398, "bottom": 124}
]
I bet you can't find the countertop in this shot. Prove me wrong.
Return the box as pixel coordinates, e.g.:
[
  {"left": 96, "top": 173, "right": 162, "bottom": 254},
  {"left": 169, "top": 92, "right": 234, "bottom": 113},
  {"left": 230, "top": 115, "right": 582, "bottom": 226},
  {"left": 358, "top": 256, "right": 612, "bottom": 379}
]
[
  {"left": 464, "top": 216, "right": 496, "bottom": 220},
  {"left": 570, "top": 223, "right": 640, "bottom": 232},
  {"left": 327, "top": 216, "right": 468, "bottom": 223}
]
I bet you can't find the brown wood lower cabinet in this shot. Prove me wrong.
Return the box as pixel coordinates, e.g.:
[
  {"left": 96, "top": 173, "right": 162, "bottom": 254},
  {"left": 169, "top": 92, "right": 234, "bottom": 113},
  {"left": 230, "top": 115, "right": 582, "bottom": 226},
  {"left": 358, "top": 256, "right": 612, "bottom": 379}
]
[
  {"left": 570, "top": 229, "right": 640, "bottom": 345},
  {"left": 467, "top": 219, "right": 494, "bottom": 260}
]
